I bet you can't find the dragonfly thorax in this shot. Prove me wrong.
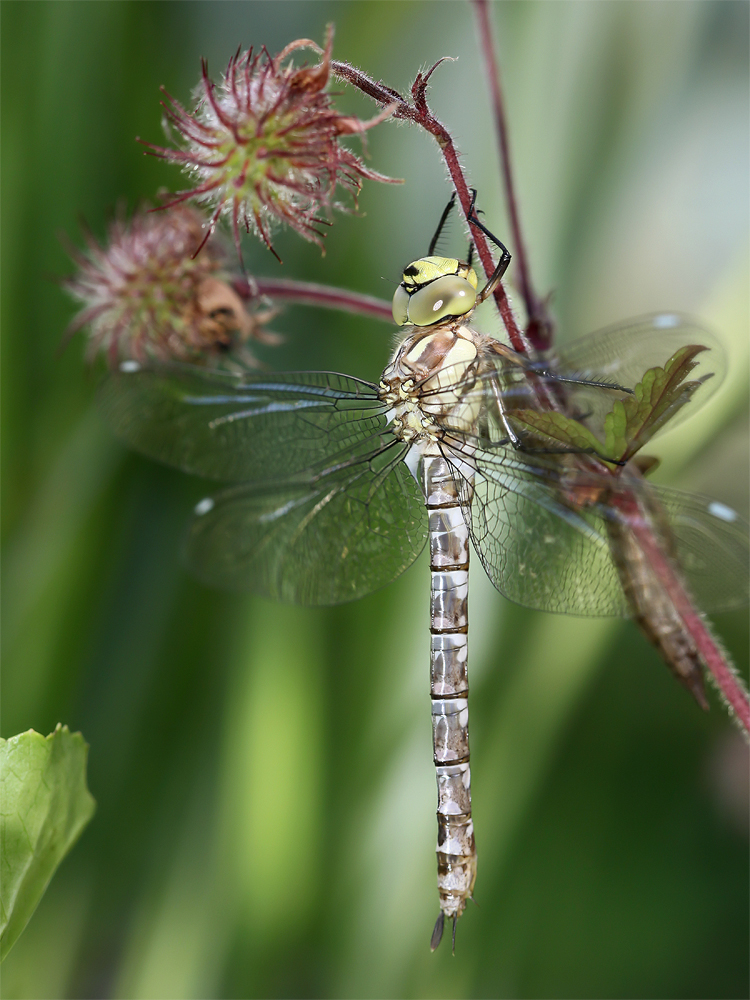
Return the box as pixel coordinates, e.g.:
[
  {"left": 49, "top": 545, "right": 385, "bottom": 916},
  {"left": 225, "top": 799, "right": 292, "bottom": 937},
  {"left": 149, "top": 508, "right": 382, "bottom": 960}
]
[{"left": 380, "top": 323, "right": 483, "bottom": 445}]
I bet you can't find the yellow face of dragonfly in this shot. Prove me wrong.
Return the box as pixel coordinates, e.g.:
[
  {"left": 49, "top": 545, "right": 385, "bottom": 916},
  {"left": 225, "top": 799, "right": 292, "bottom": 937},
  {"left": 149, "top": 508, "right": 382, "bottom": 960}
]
[{"left": 392, "top": 256, "right": 479, "bottom": 327}]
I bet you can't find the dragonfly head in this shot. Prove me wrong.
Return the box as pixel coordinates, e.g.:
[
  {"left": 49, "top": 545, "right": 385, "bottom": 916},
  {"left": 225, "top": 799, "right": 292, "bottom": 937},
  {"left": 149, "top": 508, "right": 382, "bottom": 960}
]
[{"left": 392, "top": 256, "right": 478, "bottom": 328}]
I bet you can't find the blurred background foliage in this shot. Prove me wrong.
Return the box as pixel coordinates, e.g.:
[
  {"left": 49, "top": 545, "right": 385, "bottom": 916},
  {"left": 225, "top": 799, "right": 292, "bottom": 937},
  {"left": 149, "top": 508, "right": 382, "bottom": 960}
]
[{"left": 1, "top": 2, "right": 748, "bottom": 997}]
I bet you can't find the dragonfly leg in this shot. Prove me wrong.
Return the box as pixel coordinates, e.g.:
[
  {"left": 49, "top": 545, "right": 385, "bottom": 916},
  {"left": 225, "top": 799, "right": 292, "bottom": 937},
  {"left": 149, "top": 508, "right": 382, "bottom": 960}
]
[
  {"left": 490, "top": 379, "right": 528, "bottom": 451},
  {"left": 469, "top": 208, "right": 512, "bottom": 303},
  {"left": 486, "top": 339, "right": 634, "bottom": 394},
  {"left": 478, "top": 426, "right": 626, "bottom": 466},
  {"left": 466, "top": 188, "right": 480, "bottom": 269},
  {"left": 527, "top": 364, "right": 634, "bottom": 395},
  {"left": 507, "top": 438, "right": 627, "bottom": 466},
  {"left": 428, "top": 192, "right": 458, "bottom": 256}
]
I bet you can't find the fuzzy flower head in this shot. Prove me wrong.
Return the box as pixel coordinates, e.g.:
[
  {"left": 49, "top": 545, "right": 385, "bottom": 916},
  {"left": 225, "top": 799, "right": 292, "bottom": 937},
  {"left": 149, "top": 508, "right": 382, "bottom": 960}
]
[
  {"left": 64, "top": 205, "right": 270, "bottom": 366},
  {"left": 144, "top": 30, "right": 398, "bottom": 261}
]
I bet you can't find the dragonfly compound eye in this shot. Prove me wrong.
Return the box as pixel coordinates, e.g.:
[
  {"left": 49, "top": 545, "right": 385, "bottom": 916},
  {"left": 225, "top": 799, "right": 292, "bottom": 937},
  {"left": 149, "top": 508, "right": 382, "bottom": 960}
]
[
  {"left": 392, "top": 284, "right": 411, "bottom": 325},
  {"left": 406, "top": 274, "right": 477, "bottom": 327},
  {"left": 392, "top": 257, "right": 479, "bottom": 326}
]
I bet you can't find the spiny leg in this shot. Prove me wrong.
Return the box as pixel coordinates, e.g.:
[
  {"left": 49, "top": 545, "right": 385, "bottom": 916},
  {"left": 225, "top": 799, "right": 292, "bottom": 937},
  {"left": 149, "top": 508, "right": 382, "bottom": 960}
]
[
  {"left": 468, "top": 205, "right": 512, "bottom": 303},
  {"left": 486, "top": 339, "right": 634, "bottom": 395},
  {"left": 429, "top": 192, "right": 458, "bottom": 256},
  {"left": 466, "top": 189, "right": 479, "bottom": 268},
  {"left": 526, "top": 365, "right": 634, "bottom": 394}
]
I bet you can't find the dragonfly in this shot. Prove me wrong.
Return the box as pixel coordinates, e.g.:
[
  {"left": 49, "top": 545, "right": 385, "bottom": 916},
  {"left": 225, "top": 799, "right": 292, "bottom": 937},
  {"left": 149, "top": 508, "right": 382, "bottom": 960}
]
[{"left": 97, "top": 202, "right": 749, "bottom": 951}]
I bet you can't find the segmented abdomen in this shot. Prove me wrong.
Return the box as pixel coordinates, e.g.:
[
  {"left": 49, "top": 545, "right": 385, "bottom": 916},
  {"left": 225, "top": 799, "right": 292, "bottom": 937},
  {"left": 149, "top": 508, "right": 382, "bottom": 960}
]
[{"left": 422, "top": 454, "right": 476, "bottom": 943}]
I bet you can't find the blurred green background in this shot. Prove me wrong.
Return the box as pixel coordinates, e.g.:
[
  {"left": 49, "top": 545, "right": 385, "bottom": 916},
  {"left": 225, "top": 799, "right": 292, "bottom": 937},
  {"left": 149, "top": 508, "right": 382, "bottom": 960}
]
[{"left": 2, "top": 2, "right": 748, "bottom": 997}]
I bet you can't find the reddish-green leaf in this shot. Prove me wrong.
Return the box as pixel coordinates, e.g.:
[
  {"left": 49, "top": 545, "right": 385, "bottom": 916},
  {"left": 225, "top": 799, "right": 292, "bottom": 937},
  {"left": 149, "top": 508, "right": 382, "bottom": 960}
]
[
  {"left": 509, "top": 409, "right": 605, "bottom": 457},
  {"left": 604, "top": 345, "right": 709, "bottom": 463}
]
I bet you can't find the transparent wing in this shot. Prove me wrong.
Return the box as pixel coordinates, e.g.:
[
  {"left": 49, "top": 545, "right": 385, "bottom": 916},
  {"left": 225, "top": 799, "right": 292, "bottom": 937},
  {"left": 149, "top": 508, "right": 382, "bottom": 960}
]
[
  {"left": 446, "top": 445, "right": 629, "bottom": 615},
  {"left": 431, "top": 313, "right": 725, "bottom": 452},
  {"left": 97, "top": 361, "right": 386, "bottom": 483},
  {"left": 655, "top": 490, "right": 749, "bottom": 613},
  {"left": 185, "top": 437, "right": 427, "bottom": 604},
  {"left": 443, "top": 441, "right": 748, "bottom": 617},
  {"left": 544, "top": 312, "right": 725, "bottom": 433}
]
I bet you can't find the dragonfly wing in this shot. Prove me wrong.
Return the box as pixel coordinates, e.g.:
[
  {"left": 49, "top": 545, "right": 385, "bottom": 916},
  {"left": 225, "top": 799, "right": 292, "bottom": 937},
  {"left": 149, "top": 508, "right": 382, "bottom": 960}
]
[
  {"left": 439, "top": 314, "right": 725, "bottom": 457},
  {"left": 185, "top": 439, "right": 428, "bottom": 604},
  {"left": 446, "top": 447, "right": 630, "bottom": 616},
  {"left": 549, "top": 313, "right": 725, "bottom": 431},
  {"left": 97, "top": 361, "right": 386, "bottom": 483},
  {"left": 445, "top": 442, "right": 748, "bottom": 617},
  {"left": 652, "top": 488, "right": 749, "bottom": 613}
]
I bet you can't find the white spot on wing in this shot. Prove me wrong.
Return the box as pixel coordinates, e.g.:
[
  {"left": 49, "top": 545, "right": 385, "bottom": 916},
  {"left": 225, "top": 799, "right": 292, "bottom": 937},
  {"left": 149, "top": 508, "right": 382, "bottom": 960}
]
[
  {"left": 653, "top": 314, "right": 679, "bottom": 329},
  {"left": 195, "top": 497, "right": 214, "bottom": 516},
  {"left": 120, "top": 360, "right": 141, "bottom": 373},
  {"left": 708, "top": 501, "right": 737, "bottom": 523}
]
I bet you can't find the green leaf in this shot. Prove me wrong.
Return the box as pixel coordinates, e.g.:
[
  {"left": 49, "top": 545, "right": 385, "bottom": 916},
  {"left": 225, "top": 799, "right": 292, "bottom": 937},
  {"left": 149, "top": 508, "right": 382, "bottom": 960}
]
[
  {"left": 604, "top": 345, "right": 709, "bottom": 463},
  {"left": 1, "top": 725, "right": 95, "bottom": 961},
  {"left": 509, "top": 409, "right": 606, "bottom": 457}
]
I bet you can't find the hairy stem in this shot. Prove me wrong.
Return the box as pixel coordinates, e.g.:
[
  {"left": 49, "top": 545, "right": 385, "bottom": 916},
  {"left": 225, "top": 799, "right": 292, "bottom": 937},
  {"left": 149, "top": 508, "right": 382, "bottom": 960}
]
[
  {"left": 619, "top": 500, "right": 750, "bottom": 734},
  {"left": 471, "top": 0, "right": 552, "bottom": 350},
  {"left": 331, "top": 58, "right": 529, "bottom": 355},
  {"left": 234, "top": 276, "right": 393, "bottom": 323},
  {"left": 332, "top": 54, "right": 749, "bottom": 734},
  {"left": 472, "top": 15, "right": 748, "bottom": 729}
]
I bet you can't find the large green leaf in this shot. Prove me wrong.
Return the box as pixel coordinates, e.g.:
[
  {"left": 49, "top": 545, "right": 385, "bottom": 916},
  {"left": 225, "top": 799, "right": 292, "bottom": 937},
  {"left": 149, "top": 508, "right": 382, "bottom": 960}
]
[
  {"left": 0, "top": 725, "right": 95, "bottom": 960},
  {"left": 604, "top": 345, "right": 709, "bottom": 463}
]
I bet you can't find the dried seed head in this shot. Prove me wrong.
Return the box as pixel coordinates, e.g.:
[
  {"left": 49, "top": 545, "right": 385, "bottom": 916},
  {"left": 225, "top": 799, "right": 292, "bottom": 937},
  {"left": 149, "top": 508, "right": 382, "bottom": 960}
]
[
  {"left": 63, "top": 205, "right": 269, "bottom": 366},
  {"left": 143, "top": 28, "right": 398, "bottom": 261}
]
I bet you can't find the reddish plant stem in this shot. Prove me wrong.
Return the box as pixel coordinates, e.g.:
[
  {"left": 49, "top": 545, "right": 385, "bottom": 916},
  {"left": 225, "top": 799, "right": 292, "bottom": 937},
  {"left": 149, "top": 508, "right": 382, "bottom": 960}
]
[
  {"left": 332, "top": 56, "right": 749, "bottom": 731},
  {"left": 471, "top": 0, "right": 552, "bottom": 351},
  {"left": 234, "top": 276, "right": 393, "bottom": 323},
  {"left": 620, "top": 499, "right": 750, "bottom": 733},
  {"left": 331, "top": 58, "right": 530, "bottom": 355},
  {"left": 472, "top": 11, "right": 747, "bottom": 726}
]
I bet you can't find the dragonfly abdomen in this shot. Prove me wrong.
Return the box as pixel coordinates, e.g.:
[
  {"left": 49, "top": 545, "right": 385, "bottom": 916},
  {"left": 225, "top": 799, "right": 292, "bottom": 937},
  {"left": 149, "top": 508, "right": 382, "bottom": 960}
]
[{"left": 422, "top": 454, "right": 476, "bottom": 949}]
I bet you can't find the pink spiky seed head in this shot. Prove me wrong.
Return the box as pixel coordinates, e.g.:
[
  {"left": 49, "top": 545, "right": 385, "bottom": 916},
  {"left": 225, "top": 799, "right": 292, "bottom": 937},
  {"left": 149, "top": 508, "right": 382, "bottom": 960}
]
[
  {"left": 143, "top": 28, "right": 399, "bottom": 262},
  {"left": 63, "top": 205, "right": 270, "bottom": 366}
]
